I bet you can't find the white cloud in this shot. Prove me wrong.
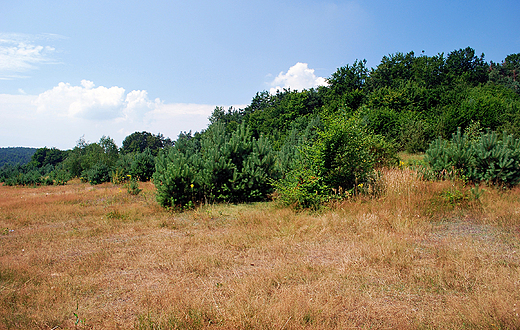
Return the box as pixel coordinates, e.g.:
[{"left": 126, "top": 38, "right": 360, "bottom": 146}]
[
  {"left": 34, "top": 80, "right": 127, "bottom": 120},
  {"left": 122, "top": 90, "right": 162, "bottom": 122},
  {"left": 0, "top": 81, "right": 244, "bottom": 149},
  {"left": 0, "top": 33, "right": 60, "bottom": 78},
  {"left": 269, "top": 62, "right": 328, "bottom": 94}
]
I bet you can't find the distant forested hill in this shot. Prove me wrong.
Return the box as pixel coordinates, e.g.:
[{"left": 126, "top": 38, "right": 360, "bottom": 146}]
[{"left": 0, "top": 147, "right": 37, "bottom": 167}]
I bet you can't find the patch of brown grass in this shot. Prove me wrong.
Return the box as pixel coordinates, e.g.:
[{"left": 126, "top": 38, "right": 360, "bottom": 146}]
[{"left": 0, "top": 171, "right": 519, "bottom": 329}]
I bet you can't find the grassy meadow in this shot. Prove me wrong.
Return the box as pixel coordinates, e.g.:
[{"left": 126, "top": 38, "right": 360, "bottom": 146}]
[{"left": 1, "top": 168, "right": 520, "bottom": 329}]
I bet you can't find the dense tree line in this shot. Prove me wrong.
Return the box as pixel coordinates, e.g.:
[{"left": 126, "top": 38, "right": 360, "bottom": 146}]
[
  {"left": 212, "top": 47, "right": 520, "bottom": 154},
  {"left": 0, "top": 147, "right": 37, "bottom": 167},
  {"left": 158, "top": 46, "right": 520, "bottom": 208},
  {"left": 2, "top": 46, "right": 519, "bottom": 208},
  {"left": 0, "top": 133, "right": 169, "bottom": 186}
]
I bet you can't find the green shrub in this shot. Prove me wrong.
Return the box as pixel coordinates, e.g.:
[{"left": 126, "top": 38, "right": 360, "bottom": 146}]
[
  {"left": 314, "top": 116, "right": 376, "bottom": 190},
  {"left": 130, "top": 148, "right": 155, "bottom": 181},
  {"left": 84, "top": 162, "right": 111, "bottom": 185},
  {"left": 276, "top": 116, "right": 322, "bottom": 176},
  {"left": 272, "top": 166, "right": 327, "bottom": 210},
  {"left": 126, "top": 178, "right": 142, "bottom": 195},
  {"left": 273, "top": 116, "right": 396, "bottom": 209},
  {"left": 424, "top": 128, "right": 520, "bottom": 186},
  {"left": 21, "top": 170, "right": 42, "bottom": 186},
  {"left": 424, "top": 128, "right": 473, "bottom": 176},
  {"left": 200, "top": 124, "right": 277, "bottom": 203},
  {"left": 154, "top": 148, "right": 197, "bottom": 208},
  {"left": 50, "top": 169, "right": 70, "bottom": 185},
  {"left": 398, "top": 116, "right": 434, "bottom": 153},
  {"left": 112, "top": 154, "right": 133, "bottom": 183},
  {"left": 153, "top": 123, "right": 277, "bottom": 209},
  {"left": 468, "top": 131, "right": 520, "bottom": 185}
]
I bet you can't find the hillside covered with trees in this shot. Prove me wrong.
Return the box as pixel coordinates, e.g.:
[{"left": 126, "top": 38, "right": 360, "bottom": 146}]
[
  {"left": 0, "top": 147, "right": 37, "bottom": 167},
  {"left": 2, "top": 47, "right": 520, "bottom": 209}
]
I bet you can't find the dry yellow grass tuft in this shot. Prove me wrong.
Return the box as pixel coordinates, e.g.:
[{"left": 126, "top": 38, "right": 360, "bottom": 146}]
[{"left": 0, "top": 170, "right": 519, "bottom": 329}]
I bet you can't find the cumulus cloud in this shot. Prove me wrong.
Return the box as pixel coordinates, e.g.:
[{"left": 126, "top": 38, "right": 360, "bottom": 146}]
[
  {"left": 269, "top": 62, "right": 328, "bottom": 94},
  {"left": 34, "top": 80, "right": 127, "bottom": 119},
  {"left": 0, "top": 33, "right": 60, "bottom": 78},
  {"left": 33, "top": 80, "right": 164, "bottom": 121},
  {"left": 1, "top": 80, "right": 244, "bottom": 149},
  {"left": 122, "top": 90, "right": 162, "bottom": 122}
]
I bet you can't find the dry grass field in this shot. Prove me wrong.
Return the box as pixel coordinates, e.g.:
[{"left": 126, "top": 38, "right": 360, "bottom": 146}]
[{"left": 1, "top": 169, "right": 520, "bottom": 329}]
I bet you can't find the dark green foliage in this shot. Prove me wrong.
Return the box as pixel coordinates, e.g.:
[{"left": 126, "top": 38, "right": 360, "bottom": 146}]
[
  {"left": 206, "top": 47, "right": 520, "bottom": 161},
  {"left": 228, "top": 129, "right": 277, "bottom": 202},
  {"left": 208, "top": 106, "right": 244, "bottom": 135},
  {"left": 397, "top": 115, "right": 435, "bottom": 153},
  {"left": 273, "top": 116, "right": 397, "bottom": 209},
  {"left": 121, "top": 131, "right": 173, "bottom": 156},
  {"left": 30, "top": 147, "right": 67, "bottom": 168},
  {"left": 358, "top": 48, "right": 520, "bottom": 150},
  {"left": 272, "top": 166, "right": 327, "bottom": 210},
  {"left": 62, "top": 149, "right": 83, "bottom": 179},
  {"left": 424, "top": 128, "right": 472, "bottom": 176},
  {"left": 276, "top": 116, "right": 323, "bottom": 176},
  {"left": 367, "top": 51, "right": 418, "bottom": 90},
  {"left": 130, "top": 148, "right": 155, "bottom": 181},
  {"left": 445, "top": 47, "right": 488, "bottom": 86},
  {"left": 62, "top": 136, "right": 100, "bottom": 178},
  {"left": 425, "top": 128, "right": 520, "bottom": 186},
  {"left": 153, "top": 123, "right": 277, "bottom": 208},
  {"left": 367, "top": 134, "right": 400, "bottom": 168},
  {"left": 0, "top": 164, "right": 22, "bottom": 183},
  {"left": 0, "top": 160, "right": 69, "bottom": 186},
  {"left": 468, "top": 131, "right": 520, "bottom": 185},
  {"left": 199, "top": 124, "right": 277, "bottom": 203},
  {"left": 50, "top": 167, "right": 70, "bottom": 186},
  {"left": 198, "top": 123, "right": 236, "bottom": 202},
  {"left": 99, "top": 135, "right": 119, "bottom": 167},
  {"left": 5, "top": 46, "right": 520, "bottom": 208},
  {"left": 489, "top": 53, "right": 520, "bottom": 95},
  {"left": 0, "top": 147, "right": 36, "bottom": 167},
  {"left": 154, "top": 148, "right": 199, "bottom": 208},
  {"left": 112, "top": 154, "right": 133, "bottom": 181},
  {"left": 21, "top": 169, "right": 43, "bottom": 186},
  {"left": 325, "top": 60, "right": 368, "bottom": 111},
  {"left": 327, "top": 60, "right": 367, "bottom": 94},
  {"left": 314, "top": 116, "right": 375, "bottom": 190},
  {"left": 174, "top": 131, "right": 202, "bottom": 156},
  {"left": 1, "top": 164, "right": 49, "bottom": 186},
  {"left": 244, "top": 89, "right": 324, "bottom": 140},
  {"left": 83, "top": 162, "right": 111, "bottom": 185},
  {"left": 62, "top": 136, "right": 120, "bottom": 184},
  {"left": 440, "top": 84, "right": 515, "bottom": 136}
]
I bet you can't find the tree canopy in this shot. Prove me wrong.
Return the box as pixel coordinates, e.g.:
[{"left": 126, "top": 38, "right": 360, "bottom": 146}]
[
  {"left": 3, "top": 46, "right": 520, "bottom": 210},
  {"left": 121, "top": 131, "right": 173, "bottom": 156}
]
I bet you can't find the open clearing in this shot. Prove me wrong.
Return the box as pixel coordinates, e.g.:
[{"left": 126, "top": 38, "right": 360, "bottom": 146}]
[{"left": 1, "top": 169, "right": 520, "bottom": 329}]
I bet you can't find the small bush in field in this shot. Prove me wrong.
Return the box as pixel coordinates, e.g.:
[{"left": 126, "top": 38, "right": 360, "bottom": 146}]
[
  {"left": 126, "top": 177, "right": 142, "bottom": 195},
  {"left": 153, "top": 123, "right": 277, "bottom": 209},
  {"left": 130, "top": 148, "right": 155, "bottom": 182},
  {"left": 84, "top": 162, "right": 111, "bottom": 185},
  {"left": 424, "top": 128, "right": 520, "bottom": 186},
  {"left": 274, "top": 116, "right": 397, "bottom": 209},
  {"left": 469, "top": 130, "right": 520, "bottom": 185},
  {"left": 314, "top": 116, "right": 375, "bottom": 190},
  {"left": 110, "top": 168, "right": 126, "bottom": 185},
  {"left": 272, "top": 166, "right": 328, "bottom": 210},
  {"left": 50, "top": 168, "right": 70, "bottom": 186},
  {"left": 154, "top": 148, "right": 198, "bottom": 208}
]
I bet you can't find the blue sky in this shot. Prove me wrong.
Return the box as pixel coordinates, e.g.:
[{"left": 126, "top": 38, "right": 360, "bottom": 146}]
[{"left": 1, "top": 0, "right": 519, "bottom": 149}]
